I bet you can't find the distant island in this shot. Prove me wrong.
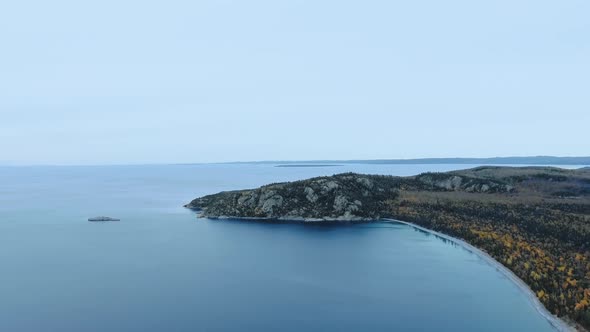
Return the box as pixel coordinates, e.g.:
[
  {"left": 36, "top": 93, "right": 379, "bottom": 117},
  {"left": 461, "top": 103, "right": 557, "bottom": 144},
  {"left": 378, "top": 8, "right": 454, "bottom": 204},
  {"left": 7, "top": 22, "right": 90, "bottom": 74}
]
[
  {"left": 186, "top": 166, "right": 590, "bottom": 330},
  {"left": 226, "top": 156, "right": 590, "bottom": 166}
]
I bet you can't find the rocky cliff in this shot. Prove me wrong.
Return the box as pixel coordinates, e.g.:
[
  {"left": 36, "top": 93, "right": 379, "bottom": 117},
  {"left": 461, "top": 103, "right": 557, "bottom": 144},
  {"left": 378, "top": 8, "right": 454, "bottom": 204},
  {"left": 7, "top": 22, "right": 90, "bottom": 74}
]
[{"left": 186, "top": 173, "right": 399, "bottom": 221}]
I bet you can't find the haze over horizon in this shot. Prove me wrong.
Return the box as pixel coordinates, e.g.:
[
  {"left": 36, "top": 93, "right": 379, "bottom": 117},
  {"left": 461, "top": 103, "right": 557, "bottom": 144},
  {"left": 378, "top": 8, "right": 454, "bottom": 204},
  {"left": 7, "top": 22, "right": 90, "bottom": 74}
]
[{"left": 2, "top": 0, "right": 589, "bottom": 165}]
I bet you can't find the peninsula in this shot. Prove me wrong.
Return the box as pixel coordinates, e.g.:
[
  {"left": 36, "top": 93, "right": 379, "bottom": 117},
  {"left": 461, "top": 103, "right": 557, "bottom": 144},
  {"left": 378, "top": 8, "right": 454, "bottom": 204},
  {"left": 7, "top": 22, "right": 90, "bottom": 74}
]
[{"left": 186, "top": 166, "right": 590, "bottom": 330}]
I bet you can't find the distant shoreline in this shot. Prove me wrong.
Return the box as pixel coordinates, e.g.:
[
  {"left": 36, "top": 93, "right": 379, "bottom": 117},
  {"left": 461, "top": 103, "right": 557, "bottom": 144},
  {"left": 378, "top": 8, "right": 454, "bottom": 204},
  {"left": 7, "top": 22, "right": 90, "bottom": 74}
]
[
  {"left": 4, "top": 156, "right": 590, "bottom": 167},
  {"left": 275, "top": 164, "right": 343, "bottom": 168},
  {"left": 224, "top": 156, "right": 590, "bottom": 166}
]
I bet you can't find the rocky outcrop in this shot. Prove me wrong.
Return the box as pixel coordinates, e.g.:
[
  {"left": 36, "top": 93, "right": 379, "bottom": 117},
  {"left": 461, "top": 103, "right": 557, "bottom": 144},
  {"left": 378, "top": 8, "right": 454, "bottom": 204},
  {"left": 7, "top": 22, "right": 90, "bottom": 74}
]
[
  {"left": 414, "top": 173, "right": 513, "bottom": 193},
  {"left": 185, "top": 173, "right": 401, "bottom": 221}
]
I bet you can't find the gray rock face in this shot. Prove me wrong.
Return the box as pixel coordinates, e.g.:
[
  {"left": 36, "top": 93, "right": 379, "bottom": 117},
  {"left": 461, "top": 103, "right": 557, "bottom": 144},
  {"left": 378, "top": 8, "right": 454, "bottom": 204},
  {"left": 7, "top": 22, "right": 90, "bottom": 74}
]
[
  {"left": 416, "top": 173, "right": 512, "bottom": 193},
  {"left": 418, "top": 174, "right": 462, "bottom": 190},
  {"left": 237, "top": 192, "right": 258, "bottom": 207},
  {"left": 332, "top": 195, "right": 362, "bottom": 214},
  {"left": 333, "top": 195, "right": 349, "bottom": 212},
  {"left": 322, "top": 181, "right": 340, "bottom": 193},
  {"left": 185, "top": 173, "right": 402, "bottom": 221},
  {"left": 304, "top": 187, "right": 318, "bottom": 203},
  {"left": 260, "top": 194, "right": 283, "bottom": 214}
]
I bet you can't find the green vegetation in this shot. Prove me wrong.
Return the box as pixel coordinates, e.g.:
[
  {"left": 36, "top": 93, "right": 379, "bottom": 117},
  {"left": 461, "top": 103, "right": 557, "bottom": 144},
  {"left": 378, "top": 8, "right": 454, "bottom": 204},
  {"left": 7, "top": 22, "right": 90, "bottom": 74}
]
[{"left": 187, "top": 166, "right": 590, "bottom": 329}]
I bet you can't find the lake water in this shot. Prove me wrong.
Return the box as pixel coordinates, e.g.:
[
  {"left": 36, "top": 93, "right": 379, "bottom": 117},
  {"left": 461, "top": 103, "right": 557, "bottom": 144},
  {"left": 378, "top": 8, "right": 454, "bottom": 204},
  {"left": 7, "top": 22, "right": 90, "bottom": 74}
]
[{"left": 0, "top": 163, "right": 569, "bottom": 331}]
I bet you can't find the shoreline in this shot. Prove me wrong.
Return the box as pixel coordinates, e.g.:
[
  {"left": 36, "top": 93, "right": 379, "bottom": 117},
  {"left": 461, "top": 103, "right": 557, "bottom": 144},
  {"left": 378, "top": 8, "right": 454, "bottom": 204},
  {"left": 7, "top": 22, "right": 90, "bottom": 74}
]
[
  {"left": 196, "top": 213, "right": 577, "bottom": 331},
  {"left": 383, "top": 218, "right": 576, "bottom": 332}
]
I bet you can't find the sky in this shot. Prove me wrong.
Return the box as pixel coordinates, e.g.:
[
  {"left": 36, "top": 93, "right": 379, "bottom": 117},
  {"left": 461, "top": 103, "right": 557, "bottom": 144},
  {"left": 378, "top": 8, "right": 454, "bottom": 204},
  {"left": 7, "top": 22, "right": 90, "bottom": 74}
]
[{"left": 1, "top": 0, "right": 589, "bottom": 165}]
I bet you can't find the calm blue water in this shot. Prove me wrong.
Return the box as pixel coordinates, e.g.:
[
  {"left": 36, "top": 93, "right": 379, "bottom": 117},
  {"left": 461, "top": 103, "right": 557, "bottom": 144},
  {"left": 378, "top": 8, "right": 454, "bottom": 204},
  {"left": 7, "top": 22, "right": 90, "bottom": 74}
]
[{"left": 0, "top": 164, "right": 567, "bottom": 332}]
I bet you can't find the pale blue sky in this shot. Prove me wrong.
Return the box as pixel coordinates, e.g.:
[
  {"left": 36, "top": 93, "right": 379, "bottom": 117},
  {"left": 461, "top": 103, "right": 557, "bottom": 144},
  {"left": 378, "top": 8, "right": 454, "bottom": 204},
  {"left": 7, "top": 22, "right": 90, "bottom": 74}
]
[{"left": 1, "top": 0, "right": 588, "bottom": 165}]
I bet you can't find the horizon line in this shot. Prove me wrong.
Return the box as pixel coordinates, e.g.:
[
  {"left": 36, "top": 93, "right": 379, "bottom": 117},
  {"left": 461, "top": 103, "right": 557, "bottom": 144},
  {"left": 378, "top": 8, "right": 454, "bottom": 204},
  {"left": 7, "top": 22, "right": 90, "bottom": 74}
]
[{"left": 2, "top": 155, "right": 590, "bottom": 167}]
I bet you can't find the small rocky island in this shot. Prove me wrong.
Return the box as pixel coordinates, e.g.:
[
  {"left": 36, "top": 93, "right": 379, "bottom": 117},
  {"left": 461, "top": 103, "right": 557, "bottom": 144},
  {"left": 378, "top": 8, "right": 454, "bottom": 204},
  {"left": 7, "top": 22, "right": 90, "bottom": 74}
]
[
  {"left": 187, "top": 166, "right": 590, "bottom": 330},
  {"left": 88, "top": 216, "right": 120, "bottom": 222}
]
